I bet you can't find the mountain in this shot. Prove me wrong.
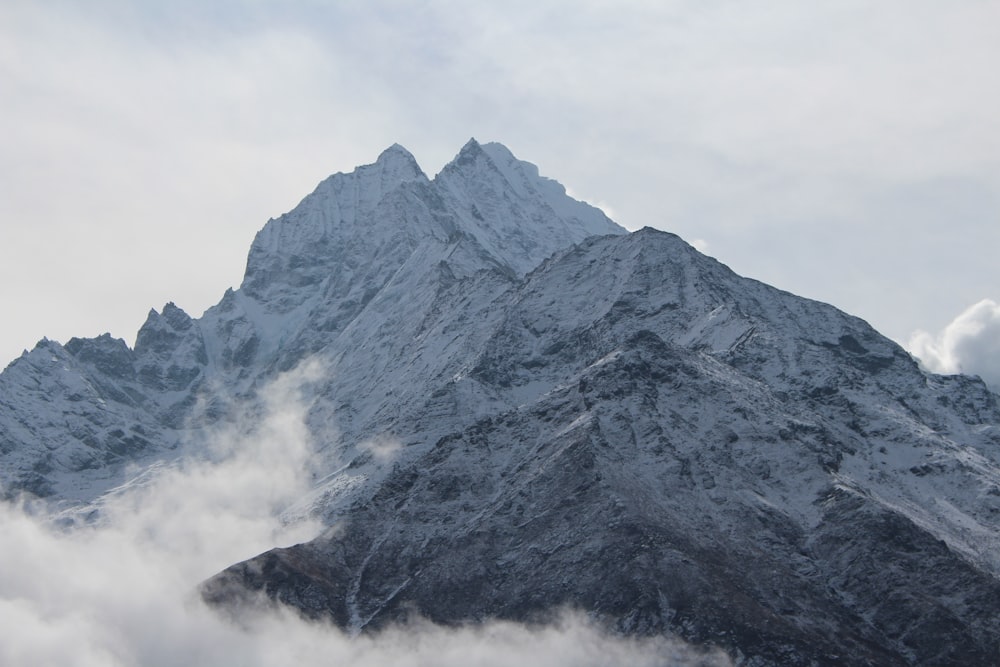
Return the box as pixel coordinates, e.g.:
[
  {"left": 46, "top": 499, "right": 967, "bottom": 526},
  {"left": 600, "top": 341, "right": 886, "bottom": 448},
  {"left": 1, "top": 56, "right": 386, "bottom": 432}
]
[
  {"left": 0, "top": 139, "right": 622, "bottom": 503},
  {"left": 4, "top": 140, "right": 1000, "bottom": 665}
]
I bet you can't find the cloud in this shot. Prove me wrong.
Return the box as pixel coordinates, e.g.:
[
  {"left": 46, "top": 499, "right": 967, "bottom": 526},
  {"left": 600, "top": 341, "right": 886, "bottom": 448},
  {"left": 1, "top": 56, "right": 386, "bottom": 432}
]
[
  {"left": 908, "top": 299, "right": 1000, "bottom": 390},
  {"left": 0, "top": 361, "right": 731, "bottom": 666}
]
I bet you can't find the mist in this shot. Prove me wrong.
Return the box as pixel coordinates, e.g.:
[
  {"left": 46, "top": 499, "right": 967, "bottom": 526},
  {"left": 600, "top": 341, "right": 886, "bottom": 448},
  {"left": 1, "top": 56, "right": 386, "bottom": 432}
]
[{"left": 0, "top": 361, "right": 730, "bottom": 667}]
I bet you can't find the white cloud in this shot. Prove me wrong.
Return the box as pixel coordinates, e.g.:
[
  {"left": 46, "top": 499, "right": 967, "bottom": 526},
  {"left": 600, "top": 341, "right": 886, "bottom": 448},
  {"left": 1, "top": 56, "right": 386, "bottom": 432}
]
[
  {"left": 908, "top": 299, "right": 1000, "bottom": 390},
  {"left": 0, "top": 361, "right": 731, "bottom": 666}
]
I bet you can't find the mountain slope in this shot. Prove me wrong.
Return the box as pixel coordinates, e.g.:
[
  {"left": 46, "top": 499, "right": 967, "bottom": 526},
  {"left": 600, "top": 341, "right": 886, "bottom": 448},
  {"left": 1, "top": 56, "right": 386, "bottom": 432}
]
[
  {"left": 3, "top": 140, "right": 999, "bottom": 665},
  {"left": 204, "top": 229, "right": 1000, "bottom": 665}
]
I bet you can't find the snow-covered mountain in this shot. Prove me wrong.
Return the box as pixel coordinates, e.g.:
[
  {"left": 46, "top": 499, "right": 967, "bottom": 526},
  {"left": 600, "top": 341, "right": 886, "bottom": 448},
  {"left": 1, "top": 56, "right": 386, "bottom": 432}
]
[
  {"left": 0, "top": 139, "right": 622, "bottom": 502},
  {"left": 4, "top": 140, "right": 1000, "bottom": 665}
]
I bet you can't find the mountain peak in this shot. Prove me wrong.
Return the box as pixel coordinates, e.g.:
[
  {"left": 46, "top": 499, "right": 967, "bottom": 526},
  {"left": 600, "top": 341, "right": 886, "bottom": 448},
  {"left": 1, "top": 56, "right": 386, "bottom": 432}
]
[
  {"left": 446, "top": 138, "right": 521, "bottom": 174},
  {"left": 380, "top": 141, "right": 412, "bottom": 155},
  {"left": 364, "top": 142, "right": 425, "bottom": 184},
  {"left": 460, "top": 136, "right": 483, "bottom": 152},
  {"left": 373, "top": 143, "right": 421, "bottom": 173},
  {"left": 434, "top": 140, "right": 625, "bottom": 274}
]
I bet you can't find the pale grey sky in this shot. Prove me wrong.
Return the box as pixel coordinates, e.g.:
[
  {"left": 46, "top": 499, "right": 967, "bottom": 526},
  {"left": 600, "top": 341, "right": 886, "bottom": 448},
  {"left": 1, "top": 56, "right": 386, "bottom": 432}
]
[{"left": 2, "top": 0, "right": 998, "bottom": 384}]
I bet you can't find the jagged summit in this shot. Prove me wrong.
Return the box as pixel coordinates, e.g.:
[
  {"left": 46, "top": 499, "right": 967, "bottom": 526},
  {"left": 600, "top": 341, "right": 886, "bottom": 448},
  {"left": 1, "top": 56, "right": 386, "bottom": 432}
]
[
  {"left": 0, "top": 139, "right": 626, "bottom": 498},
  {"left": 450, "top": 136, "right": 485, "bottom": 160},
  {"left": 367, "top": 142, "right": 426, "bottom": 183},
  {"left": 237, "top": 140, "right": 623, "bottom": 309},
  {"left": 376, "top": 141, "right": 418, "bottom": 161},
  {"left": 434, "top": 139, "right": 624, "bottom": 275}
]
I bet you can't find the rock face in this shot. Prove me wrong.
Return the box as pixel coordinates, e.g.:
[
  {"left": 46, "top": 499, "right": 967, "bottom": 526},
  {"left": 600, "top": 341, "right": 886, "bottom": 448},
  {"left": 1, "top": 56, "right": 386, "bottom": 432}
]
[{"left": 4, "top": 140, "right": 1000, "bottom": 665}]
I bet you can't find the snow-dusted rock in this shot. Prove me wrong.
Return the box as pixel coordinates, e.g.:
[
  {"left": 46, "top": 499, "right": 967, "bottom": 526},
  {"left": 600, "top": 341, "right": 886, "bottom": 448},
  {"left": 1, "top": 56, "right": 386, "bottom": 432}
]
[{"left": 206, "top": 228, "right": 1000, "bottom": 665}]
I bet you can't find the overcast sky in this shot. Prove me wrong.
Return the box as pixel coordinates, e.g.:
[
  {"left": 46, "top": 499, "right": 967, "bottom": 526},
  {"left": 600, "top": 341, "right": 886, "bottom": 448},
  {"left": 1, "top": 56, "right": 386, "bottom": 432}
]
[{"left": 1, "top": 0, "right": 998, "bottom": 384}]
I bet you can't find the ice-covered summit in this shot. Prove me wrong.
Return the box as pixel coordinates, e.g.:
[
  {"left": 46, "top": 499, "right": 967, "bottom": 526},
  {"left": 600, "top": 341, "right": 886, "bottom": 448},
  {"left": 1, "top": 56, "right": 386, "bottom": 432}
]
[
  {"left": 434, "top": 138, "right": 623, "bottom": 275},
  {"left": 243, "top": 139, "right": 623, "bottom": 298}
]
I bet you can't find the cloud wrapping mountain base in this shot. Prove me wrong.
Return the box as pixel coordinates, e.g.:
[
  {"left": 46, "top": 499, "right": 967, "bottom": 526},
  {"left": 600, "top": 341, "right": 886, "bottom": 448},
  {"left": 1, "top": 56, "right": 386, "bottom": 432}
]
[
  {"left": 0, "top": 362, "right": 727, "bottom": 667},
  {"left": 909, "top": 298, "right": 1000, "bottom": 390}
]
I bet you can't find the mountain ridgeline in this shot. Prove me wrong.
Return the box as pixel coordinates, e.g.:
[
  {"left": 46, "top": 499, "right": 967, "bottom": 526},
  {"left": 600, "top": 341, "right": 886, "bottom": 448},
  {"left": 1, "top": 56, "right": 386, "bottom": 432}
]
[{"left": 3, "top": 140, "right": 1000, "bottom": 665}]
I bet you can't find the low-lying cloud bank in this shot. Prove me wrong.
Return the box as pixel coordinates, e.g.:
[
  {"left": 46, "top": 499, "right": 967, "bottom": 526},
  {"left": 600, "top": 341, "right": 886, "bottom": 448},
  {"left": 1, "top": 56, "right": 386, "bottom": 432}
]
[
  {"left": 0, "top": 362, "right": 730, "bottom": 667},
  {"left": 908, "top": 298, "right": 1000, "bottom": 391}
]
